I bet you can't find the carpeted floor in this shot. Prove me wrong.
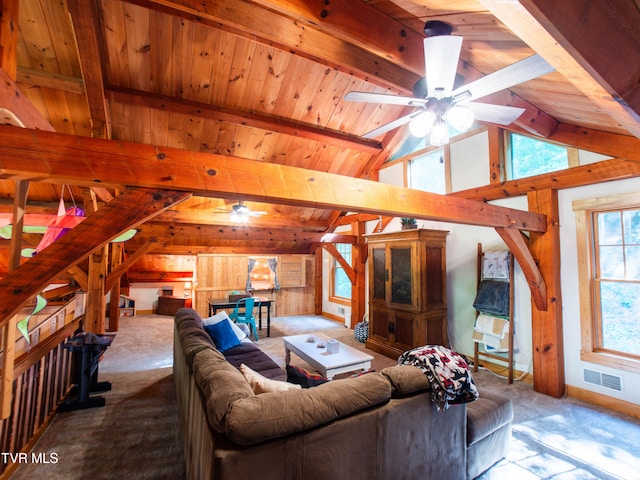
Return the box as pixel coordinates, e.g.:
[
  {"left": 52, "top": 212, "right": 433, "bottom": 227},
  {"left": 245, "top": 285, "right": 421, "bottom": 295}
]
[{"left": 9, "top": 313, "right": 640, "bottom": 479}]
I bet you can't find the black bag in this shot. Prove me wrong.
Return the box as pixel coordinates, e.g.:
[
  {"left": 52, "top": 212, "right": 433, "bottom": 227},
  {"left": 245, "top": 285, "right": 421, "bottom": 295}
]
[{"left": 354, "top": 314, "right": 369, "bottom": 343}]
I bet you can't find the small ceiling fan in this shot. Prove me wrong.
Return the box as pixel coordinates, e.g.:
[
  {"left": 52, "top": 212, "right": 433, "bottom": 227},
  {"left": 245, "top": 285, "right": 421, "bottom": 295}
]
[
  {"left": 214, "top": 201, "right": 267, "bottom": 223},
  {"left": 345, "top": 20, "right": 554, "bottom": 146}
]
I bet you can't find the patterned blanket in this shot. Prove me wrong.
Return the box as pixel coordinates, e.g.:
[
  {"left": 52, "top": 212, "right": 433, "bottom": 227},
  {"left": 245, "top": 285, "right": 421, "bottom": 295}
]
[{"left": 398, "top": 345, "right": 478, "bottom": 412}]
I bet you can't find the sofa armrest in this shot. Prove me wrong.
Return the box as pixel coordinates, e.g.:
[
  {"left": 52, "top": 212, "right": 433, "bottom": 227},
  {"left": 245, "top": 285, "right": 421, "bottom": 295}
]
[{"left": 381, "top": 365, "right": 430, "bottom": 396}]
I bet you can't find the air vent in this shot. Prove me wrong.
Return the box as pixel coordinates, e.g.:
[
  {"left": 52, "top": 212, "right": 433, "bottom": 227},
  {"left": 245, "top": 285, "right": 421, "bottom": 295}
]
[{"left": 583, "top": 368, "right": 623, "bottom": 392}]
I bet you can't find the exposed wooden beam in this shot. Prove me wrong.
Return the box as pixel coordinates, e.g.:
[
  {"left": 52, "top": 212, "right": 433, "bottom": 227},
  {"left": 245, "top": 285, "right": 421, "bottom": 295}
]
[
  {"left": 0, "top": 127, "right": 546, "bottom": 233},
  {"left": 0, "top": 0, "right": 19, "bottom": 80},
  {"left": 527, "top": 188, "right": 565, "bottom": 398},
  {"left": 481, "top": 0, "right": 640, "bottom": 140},
  {"left": 321, "top": 243, "right": 355, "bottom": 284},
  {"left": 66, "top": 0, "right": 111, "bottom": 139},
  {"left": 138, "top": 244, "right": 312, "bottom": 255},
  {"left": 67, "top": 265, "right": 88, "bottom": 290},
  {"left": 452, "top": 157, "right": 640, "bottom": 202},
  {"left": 495, "top": 227, "right": 547, "bottom": 311},
  {"left": 105, "top": 240, "right": 158, "bottom": 293},
  {"left": 9, "top": 181, "right": 28, "bottom": 271},
  {"left": 129, "top": 0, "right": 418, "bottom": 92},
  {"left": 154, "top": 208, "right": 328, "bottom": 231},
  {"left": 543, "top": 123, "right": 640, "bottom": 162},
  {"left": 134, "top": 222, "right": 356, "bottom": 244},
  {"left": 107, "top": 86, "right": 382, "bottom": 154},
  {"left": 133, "top": 0, "right": 555, "bottom": 137},
  {"left": 0, "top": 188, "right": 191, "bottom": 328},
  {"left": 0, "top": 68, "right": 54, "bottom": 131},
  {"left": 16, "top": 67, "right": 85, "bottom": 95}
]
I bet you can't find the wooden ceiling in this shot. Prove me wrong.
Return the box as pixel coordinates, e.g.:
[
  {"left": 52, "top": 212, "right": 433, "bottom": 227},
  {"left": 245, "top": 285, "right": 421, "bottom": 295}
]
[{"left": 2, "top": 0, "right": 640, "bottom": 266}]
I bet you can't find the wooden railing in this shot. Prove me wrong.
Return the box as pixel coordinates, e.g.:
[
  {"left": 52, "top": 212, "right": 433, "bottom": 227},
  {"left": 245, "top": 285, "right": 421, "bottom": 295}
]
[{"left": 0, "top": 300, "right": 82, "bottom": 478}]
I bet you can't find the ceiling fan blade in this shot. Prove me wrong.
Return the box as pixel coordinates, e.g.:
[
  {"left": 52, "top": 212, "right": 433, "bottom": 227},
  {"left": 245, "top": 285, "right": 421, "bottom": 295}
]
[
  {"left": 453, "top": 54, "right": 554, "bottom": 102},
  {"left": 248, "top": 211, "right": 268, "bottom": 217},
  {"left": 362, "top": 111, "right": 425, "bottom": 138},
  {"left": 345, "top": 91, "right": 427, "bottom": 107},
  {"left": 424, "top": 35, "right": 462, "bottom": 98},
  {"left": 465, "top": 102, "right": 526, "bottom": 125}
]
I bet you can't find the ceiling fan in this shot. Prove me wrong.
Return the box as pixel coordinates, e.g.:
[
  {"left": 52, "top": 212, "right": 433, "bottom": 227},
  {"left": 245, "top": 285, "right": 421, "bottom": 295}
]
[
  {"left": 214, "top": 201, "right": 267, "bottom": 223},
  {"left": 345, "top": 20, "right": 554, "bottom": 146}
]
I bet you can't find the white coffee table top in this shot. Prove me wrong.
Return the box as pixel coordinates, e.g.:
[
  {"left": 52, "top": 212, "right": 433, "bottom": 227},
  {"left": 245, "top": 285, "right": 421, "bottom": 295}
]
[{"left": 282, "top": 333, "right": 373, "bottom": 379}]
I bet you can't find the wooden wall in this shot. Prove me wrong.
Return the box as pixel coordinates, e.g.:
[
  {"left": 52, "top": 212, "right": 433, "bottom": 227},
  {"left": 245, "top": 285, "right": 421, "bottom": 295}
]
[{"left": 194, "top": 254, "right": 316, "bottom": 318}]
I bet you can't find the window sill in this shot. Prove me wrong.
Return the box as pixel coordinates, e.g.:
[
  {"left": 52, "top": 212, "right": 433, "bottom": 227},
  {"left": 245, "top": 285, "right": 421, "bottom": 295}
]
[
  {"left": 329, "top": 296, "right": 350, "bottom": 306},
  {"left": 580, "top": 349, "right": 640, "bottom": 375}
]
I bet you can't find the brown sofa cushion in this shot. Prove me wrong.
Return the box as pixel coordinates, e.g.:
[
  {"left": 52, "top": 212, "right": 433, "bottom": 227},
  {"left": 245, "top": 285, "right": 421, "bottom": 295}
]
[
  {"left": 224, "top": 342, "right": 286, "bottom": 381},
  {"left": 192, "top": 348, "right": 255, "bottom": 433},
  {"left": 466, "top": 388, "right": 513, "bottom": 446},
  {"left": 175, "top": 308, "right": 217, "bottom": 367},
  {"left": 381, "top": 365, "right": 430, "bottom": 396},
  {"left": 225, "top": 373, "right": 392, "bottom": 445}
]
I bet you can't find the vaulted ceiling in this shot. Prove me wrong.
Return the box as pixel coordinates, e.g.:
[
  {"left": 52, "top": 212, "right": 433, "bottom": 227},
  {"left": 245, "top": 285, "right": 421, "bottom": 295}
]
[{"left": 2, "top": 0, "right": 640, "bottom": 271}]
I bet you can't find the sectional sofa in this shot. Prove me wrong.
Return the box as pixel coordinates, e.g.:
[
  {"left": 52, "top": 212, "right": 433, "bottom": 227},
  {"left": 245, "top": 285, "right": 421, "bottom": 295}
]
[{"left": 173, "top": 308, "right": 512, "bottom": 479}]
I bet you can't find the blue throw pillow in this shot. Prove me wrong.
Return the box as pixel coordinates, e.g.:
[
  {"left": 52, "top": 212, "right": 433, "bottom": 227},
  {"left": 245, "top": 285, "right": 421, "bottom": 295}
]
[{"left": 204, "top": 319, "right": 242, "bottom": 352}]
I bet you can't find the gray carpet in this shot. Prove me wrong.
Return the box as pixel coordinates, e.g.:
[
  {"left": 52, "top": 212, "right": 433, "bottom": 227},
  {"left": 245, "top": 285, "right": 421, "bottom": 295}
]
[{"left": 10, "top": 314, "right": 640, "bottom": 480}]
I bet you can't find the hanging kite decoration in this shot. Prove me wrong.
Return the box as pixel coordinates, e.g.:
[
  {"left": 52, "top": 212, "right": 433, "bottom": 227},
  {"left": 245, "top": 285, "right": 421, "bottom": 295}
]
[{"left": 17, "top": 295, "right": 47, "bottom": 344}]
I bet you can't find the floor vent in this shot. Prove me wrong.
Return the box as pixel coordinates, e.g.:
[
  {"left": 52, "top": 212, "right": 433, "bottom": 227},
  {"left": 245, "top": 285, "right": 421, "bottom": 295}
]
[{"left": 583, "top": 368, "right": 623, "bottom": 392}]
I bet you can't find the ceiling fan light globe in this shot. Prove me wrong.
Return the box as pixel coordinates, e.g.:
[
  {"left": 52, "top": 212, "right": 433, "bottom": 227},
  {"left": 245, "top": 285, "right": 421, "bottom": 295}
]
[
  {"left": 230, "top": 211, "right": 249, "bottom": 223},
  {"left": 430, "top": 122, "right": 450, "bottom": 146},
  {"left": 409, "top": 111, "right": 436, "bottom": 137},
  {"left": 446, "top": 106, "right": 475, "bottom": 132}
]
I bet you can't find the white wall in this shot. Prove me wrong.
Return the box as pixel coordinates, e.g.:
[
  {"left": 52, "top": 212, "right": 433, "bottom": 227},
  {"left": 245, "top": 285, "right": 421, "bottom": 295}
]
[
  {"left": 322, "top": 129, "right": 640, "bottom": 405},
  {"left": 126, "top": 282, "right": 191, "bottom": 312},
  {"left": 559, "top": 178, "right": 640, "bottom": 404}
]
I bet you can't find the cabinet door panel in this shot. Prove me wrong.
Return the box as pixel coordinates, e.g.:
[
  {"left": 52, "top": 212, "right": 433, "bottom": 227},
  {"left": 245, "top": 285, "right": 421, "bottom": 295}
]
[
  {"left": 390, "top": 247, "right": 412, "bottom": 305},
  {"left": 370, "top": 307, "right": 390, "bottom": 341},
  {"left": 425, "top": 246, "right": 445, "bottom": 308},
  {"left": 372, "top": 248, "right": 386, "bottom": 301},
  {"left": 393, "top": 310, "right": 415, "bottom": 350}
]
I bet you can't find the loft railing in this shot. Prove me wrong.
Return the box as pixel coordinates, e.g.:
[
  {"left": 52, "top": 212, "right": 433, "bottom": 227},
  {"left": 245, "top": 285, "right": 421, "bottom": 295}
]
[{"left": 0, "top": 297, "right": 83, "bottom": 478}]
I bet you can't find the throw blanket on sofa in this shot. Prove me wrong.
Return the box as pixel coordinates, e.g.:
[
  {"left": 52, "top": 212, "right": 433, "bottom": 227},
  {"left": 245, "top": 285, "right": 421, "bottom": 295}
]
[{"left": 398, "top": 345, "right": 478, "bottom": 412}]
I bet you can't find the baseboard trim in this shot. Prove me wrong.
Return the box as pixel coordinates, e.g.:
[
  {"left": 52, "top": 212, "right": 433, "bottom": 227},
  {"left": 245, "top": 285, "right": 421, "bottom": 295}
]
[
  {"left": 476, "top": 359, "right": 640, "bottom": 418},
  {"left": 470, "top": 357, "right": 533, "bottom": 384},
  {"left": 322, "top": 312, "right": 347, "bottom": 324},
  {"left": 566, "top": 384, "right": 640, "bottom": 419}
]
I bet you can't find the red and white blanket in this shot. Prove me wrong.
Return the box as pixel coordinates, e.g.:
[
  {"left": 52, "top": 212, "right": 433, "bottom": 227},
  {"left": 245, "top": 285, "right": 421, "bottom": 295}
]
[{"left": 398, "top": 345, "right": 478, "bottom": 412}]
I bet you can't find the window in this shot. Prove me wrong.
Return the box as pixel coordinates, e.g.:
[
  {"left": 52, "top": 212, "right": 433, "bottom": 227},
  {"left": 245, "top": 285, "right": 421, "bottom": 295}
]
[
  {"left": 508, "top": 133, "right": 568, "bottom": 179},
  {"left": 574, "top": 193, "right": 640, "bottom": 373},
  {"left": 408, "top": 148, "right": 447, "bottom": 194},
  {"left": 331, "top": 244, "right": 352, "bottom": 303}
]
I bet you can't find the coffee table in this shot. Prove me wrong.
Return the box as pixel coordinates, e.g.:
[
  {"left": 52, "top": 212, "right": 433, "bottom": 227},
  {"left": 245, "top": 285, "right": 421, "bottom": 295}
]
[{"left": 282, "top": 334, "right": 374, "bottom": 380}]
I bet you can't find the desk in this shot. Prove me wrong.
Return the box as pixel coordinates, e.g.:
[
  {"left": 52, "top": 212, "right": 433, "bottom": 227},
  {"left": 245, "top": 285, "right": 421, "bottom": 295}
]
[
  {"left": 157, "top": 296, "right": 192, "bottom": 316},
  {"left": 208, "top": 297, "right": 274, "bottom": 337}
]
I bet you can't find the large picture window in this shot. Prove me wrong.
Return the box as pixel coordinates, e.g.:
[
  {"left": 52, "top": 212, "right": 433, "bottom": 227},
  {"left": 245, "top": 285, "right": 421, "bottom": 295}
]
[
  {"left": 574, "top": 193, "right": 640, "bottom": 373},
  {"left": 330, "top": 244, "right": 352, "bottom": 303},
  {"left": 408, "top": 148, "right": 447, "bottom": 194},
  {"left": 508, "top": 133, "right": 568, "bottom": 179}
]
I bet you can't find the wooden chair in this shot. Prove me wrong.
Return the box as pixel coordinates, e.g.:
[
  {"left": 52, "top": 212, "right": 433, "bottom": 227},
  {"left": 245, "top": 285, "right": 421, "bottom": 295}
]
[{"left": 229, "top": 297, "right": 261, "bottom": 340}]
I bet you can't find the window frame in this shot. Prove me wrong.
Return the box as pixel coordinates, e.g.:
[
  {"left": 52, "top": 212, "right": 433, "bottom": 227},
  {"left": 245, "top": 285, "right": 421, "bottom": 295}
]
[
  {"left": 329, "top": 243, "right": 352, "bottom": 305},
  {"left": 506, "top": 132, "right": 573, "bottom": 180},
  {"left": 574, "top": 191, "right": 640, "bottom": 374}
]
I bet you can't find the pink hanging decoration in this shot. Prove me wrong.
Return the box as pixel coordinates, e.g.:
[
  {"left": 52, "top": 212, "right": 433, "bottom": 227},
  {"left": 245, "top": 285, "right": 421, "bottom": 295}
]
[{"left": 35, "top": 198, "right": 85, "bottom": 254}]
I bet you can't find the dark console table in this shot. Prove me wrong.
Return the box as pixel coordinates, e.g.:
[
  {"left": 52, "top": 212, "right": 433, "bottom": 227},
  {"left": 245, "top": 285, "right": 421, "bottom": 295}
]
[
  {"left": 157, "top": 296, "right": 192, "bottom": 316},
  {"left": 59, "top": 332, "right": 115, "bottom": 411}
]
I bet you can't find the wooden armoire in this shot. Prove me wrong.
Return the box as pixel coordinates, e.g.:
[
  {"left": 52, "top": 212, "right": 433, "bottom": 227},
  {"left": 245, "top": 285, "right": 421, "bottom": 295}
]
[{"left": 365, "top": 229, "right": 448, "bottom": 359}]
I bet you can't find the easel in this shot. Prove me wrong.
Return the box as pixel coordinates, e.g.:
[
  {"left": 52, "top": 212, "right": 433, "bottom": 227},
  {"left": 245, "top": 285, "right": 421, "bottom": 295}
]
[{"left": 472, "top": 243, "right": 515, "bottom": 383}]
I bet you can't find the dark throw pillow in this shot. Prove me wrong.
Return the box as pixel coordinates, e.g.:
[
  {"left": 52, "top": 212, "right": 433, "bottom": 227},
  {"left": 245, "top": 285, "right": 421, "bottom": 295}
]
[
  {"left": 204, "top": 319, "right": 242, "bottom": 352},
  {"left": 286, "top": 364, "right": 329, "bottom": 388}
]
